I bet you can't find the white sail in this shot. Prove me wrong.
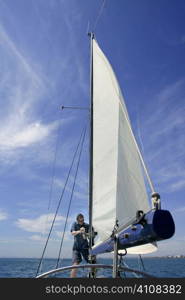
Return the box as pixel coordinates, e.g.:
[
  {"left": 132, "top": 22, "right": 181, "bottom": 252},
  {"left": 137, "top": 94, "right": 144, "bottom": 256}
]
[
  {"left": 92, "top": 39, "right": 150, "bottom": 244},
  {"left": 119, "top": 242, "right": 158, "bottom": 255}
]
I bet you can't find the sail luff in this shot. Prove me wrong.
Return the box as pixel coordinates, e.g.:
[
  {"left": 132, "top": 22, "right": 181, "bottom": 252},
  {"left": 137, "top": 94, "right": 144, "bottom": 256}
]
[{"left": 88, "top": 32, "right": 94, "bottom": 251}]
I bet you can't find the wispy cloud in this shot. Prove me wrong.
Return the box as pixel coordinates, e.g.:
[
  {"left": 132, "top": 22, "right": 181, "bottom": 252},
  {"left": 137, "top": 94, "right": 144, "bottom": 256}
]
[
  {"left": 141, "top": 79, "right": 185, "bottom": 193},
  {"left": 29, "top": 230, "right": 72, "bottom": 243},
  {"left": 54, "top": 171, "right": 88, "bottom": 199},
  {"left": 0, "top": 23, "right": 44, "bottom": 86},
  {"left": 55, "top": 230, "right": 72, "bottom": 241},
  {"left": 169, "top": 179, "right": 185, "bottom": 193},
  {"left": 59, "top": 4, "right": 88, "bottom": 98},
  {"left": 0, "top": 209, "right": 8, "bottom": 221},
  {"left": 16, "top": 214, "right": 65, "bottom": 233},
  {"left": 173, "top": 206, "right": 185, "bottom": 213},
  {"left": 29, "top": 235, "right": 47, "bottom": 242},
  {"left": 0, "top": 23, "right": 52, "bottom": 165},
  {"left": 0, "top": 3, "right": 89, "bottom": 179},
  {"left": 145, "top": 79, "right": 185, "bottom": 136},
  {"left": 0, "top": 121, "right": 58, "bottom": 150},
  {"left": 28, "top": 233, "right": 70, "bottom": 242}
]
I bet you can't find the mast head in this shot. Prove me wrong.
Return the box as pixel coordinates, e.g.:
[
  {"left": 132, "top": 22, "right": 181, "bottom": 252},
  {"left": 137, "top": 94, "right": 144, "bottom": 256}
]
[{"left": 88, "top": 32, "right": 95, "bottom": 39}]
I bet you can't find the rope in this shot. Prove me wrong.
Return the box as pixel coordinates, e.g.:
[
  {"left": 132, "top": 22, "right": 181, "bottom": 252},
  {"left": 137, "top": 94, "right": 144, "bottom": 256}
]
[
  {"left": 122, "top": 260, "right": 139, "bottom": 278},
  {"left": 93, "top": 0, "right": 106, "bottom": 32},
  {"left": 55, "top": 124, "right": 87, "bottom": 269},
  {"left": 35, "top": 124, "right": 87, "bottom": 277},
  {"left": 139, "top": 254, "right": 145, "bottom": 271},
  {"left": 118, "top": 255, "right": 126, "bottom": 278}
]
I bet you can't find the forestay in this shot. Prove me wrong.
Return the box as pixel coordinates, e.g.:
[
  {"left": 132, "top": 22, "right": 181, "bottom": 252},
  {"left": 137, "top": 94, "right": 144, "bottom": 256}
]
[{"left": 92, "top": 39, "right": 150, "bottom": 244}]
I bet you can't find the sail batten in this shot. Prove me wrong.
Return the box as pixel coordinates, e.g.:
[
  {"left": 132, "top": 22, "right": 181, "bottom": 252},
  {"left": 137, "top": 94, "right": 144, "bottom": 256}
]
[{"left": 92, "top": 39, "right": 150, "bottom": 245}]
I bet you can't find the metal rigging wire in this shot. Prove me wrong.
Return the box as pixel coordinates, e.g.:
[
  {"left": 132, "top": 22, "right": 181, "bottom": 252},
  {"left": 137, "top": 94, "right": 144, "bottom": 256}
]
[
  {"left": 35, "top": 123, "right": 87, "bottom": 277},
  {"left": 93, "top": 0, "right": 107, "bottom": 32},
  {"left": 55, "top": 124, "right": 87, "bottom": 270},
  {"left": 47, "top": 117, "right": 62, "bottom": 211},
  {"left": 39, "top": 116, "right": 62, "bottom": 273},
  {"left": 138, "top": 254, "right": 145, "bottom": 271}
]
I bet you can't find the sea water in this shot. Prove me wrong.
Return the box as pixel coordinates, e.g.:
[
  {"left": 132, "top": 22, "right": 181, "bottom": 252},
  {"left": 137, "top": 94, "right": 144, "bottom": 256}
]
[{"left": 0, "top": 257, "right": 184, "bottom": 278}]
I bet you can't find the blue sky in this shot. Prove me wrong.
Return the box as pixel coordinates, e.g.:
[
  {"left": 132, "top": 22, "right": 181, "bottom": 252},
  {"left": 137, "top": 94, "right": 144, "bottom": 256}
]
[{"left": 0, "top": 0, "right": 185, "bottom": 259}]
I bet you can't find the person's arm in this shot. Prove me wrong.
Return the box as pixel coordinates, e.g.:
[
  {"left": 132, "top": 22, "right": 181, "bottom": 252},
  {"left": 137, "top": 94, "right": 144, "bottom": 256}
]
[
  {"left": 71, "top": 230, "right": 81, "bottom": 236},
  {"left": 71, "top": 227, "right": 85, "bottom": 236}
]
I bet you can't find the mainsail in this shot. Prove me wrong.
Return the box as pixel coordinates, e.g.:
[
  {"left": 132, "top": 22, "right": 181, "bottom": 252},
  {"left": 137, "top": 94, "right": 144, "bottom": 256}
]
[{"left": 92, "top": 39, "right": 150, "bottom": 245}]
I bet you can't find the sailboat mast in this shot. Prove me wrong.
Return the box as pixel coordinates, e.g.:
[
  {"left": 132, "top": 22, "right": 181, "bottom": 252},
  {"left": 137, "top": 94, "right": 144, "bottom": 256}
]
[{"left": 88, "top": 32, "right": 94, "bottom": 251}]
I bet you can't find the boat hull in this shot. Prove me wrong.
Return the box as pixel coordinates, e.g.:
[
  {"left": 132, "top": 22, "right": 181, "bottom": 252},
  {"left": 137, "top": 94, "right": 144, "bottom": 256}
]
[{"left": 91, "top": 209, "right": 175, "bottom": 255}]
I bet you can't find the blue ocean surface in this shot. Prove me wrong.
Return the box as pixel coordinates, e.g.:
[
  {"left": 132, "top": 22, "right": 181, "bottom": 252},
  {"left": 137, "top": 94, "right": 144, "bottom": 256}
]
[{"left": 0, "top": 257, "right": 184, "bottom": 278}]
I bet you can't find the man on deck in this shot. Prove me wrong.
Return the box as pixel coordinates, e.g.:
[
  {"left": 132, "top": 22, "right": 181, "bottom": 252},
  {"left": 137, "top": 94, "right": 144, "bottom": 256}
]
[
  {"left": 70, "top": 213, "right": 90, "bottom": 278},
  {"left": 151, "top": 192, "right": 161, "bottom": 210}
]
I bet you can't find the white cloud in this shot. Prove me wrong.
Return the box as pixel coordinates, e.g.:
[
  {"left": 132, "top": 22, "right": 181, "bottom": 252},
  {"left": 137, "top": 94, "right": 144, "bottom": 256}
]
[
  {"left": 0, "top": 210, "right": 8, "bottom": 221},
  {"left": 29, "top": 235, "right": 46, "bottom": 242},
  {"left": 0, "top": 121, "right": 58, "bottom": 150},
  {"left": 157, "top": 79, "right": 184, "bottom": 103},
  {"left": 0, "top": 22, "right": 58, "bottom": 166},
  {"left": 29, "top": 230, "right": 72, "bottom": 242},
  {"left": 55, "top": 230, "right": 72, "bottom": 241},
  {"left": 169, "top": 180, "right": 185, "bottom": 193},
  {"left": 55, "top": 231, "right": 64, "bottom": 238},
  {"left": 173, "top": 206, "right": 185, "bottom": 213},
  {"left": 0, "top": 14, "right": 88, "bottom": 175},
  {"left": 54, "top": 175, "right": 88, "bottom": 201},
  {"left": 16, "top": 214, "right": 65, "bottom": 233}
]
